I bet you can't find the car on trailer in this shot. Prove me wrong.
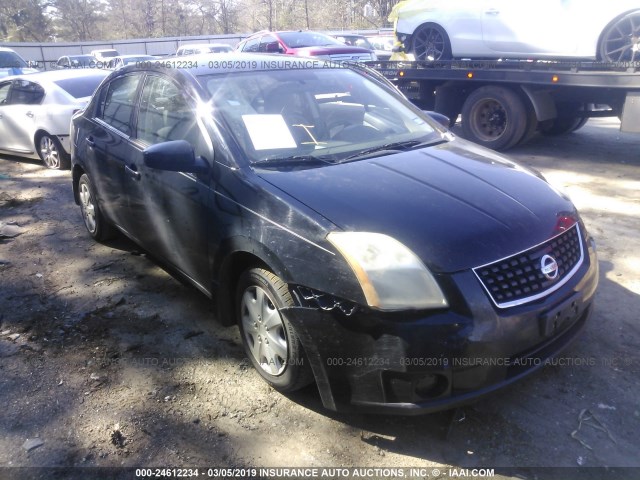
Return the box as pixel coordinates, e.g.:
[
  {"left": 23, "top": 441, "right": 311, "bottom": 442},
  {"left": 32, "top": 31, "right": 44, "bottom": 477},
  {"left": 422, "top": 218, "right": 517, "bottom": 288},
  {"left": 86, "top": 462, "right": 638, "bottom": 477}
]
[{"left": 390, "top": 0, "right": 640, "bottom": 62}]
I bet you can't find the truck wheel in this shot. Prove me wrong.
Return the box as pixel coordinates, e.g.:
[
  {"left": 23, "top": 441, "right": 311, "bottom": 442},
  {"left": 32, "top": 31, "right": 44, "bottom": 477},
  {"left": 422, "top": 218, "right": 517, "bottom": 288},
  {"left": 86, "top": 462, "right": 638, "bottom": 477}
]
[
  {"left": 517, "top": 106, "right": 539, "bottom": 147},
  {"left": 461, "top": 86, "right": 528, "bottom": 151},
  {"left": 237, "top": 267, "right": 313, "bottom": 392},
  {"left": 412, "top": 23, "right": 452, "bottom": 61},
  {"left": 540, "top": 117, "right": 588, "bottom": 136}
]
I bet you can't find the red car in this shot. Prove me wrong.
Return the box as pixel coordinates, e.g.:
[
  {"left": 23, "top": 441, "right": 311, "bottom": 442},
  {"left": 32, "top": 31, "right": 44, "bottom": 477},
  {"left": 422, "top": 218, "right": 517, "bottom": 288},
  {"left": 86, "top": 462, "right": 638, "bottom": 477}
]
[{"left": 236, "top": 30, "right": 376, "bottom": 62}]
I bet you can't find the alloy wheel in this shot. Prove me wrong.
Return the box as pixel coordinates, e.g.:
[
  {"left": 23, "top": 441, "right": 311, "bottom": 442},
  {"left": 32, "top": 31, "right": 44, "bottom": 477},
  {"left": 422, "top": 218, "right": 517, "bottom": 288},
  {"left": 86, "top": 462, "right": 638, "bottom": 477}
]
[
  {"left": 40, "top": 136, "right": 61, "bottom": 169},
  {"left": 601, "top": 13, "right": 640, "bottom": 62},
  {"left": 79, "top": 181, "right": 97, "bottom": 234},
  {"left": 240, "top": 285, "right": 288, "bottom": 376}
]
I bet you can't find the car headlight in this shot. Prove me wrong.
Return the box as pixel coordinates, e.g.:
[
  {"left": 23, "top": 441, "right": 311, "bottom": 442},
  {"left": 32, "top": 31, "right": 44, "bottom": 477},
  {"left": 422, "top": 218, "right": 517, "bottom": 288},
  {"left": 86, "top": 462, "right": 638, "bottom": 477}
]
[{"left": 327, "top": 232, "right": 448, "bottom": 311}]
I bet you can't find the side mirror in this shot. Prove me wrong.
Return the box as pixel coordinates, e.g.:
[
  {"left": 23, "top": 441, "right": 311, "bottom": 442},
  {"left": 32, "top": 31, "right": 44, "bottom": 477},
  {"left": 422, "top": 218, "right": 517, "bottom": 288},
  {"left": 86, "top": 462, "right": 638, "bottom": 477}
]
[
  {"left": 143, "top": 140, "right": 209, "bottom": 174},
  {"left": 425, "top": 111, "right": 451, "bottom": 128}
]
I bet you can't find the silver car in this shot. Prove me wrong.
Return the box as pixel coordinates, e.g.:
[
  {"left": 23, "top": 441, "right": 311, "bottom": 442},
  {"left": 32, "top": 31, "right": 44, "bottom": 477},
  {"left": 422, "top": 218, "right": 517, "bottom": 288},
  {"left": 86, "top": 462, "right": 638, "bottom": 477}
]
[{"left": 0, "top": 69, "right": 108, "bottom": 169}]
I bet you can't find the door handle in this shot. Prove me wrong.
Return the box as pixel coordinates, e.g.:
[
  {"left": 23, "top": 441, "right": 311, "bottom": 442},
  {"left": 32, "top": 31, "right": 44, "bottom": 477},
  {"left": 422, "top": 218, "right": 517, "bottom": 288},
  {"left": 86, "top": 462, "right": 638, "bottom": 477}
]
[
  {"left": 86, "top": 136, "right": 95, "bottom": 147},
  {"left": 26, "top": 111, "right": 34, "bottom": 118},
  {"left": 125, "top": 164, "right": 141, "bottom": 181},
  {"left": 485, "top": 8, "right": 500, "bottom": 15}
]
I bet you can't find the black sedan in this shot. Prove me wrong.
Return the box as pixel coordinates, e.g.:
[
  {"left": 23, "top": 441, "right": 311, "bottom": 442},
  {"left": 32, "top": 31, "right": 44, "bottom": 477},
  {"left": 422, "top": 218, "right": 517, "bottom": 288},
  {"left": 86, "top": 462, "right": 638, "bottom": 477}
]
[{"left": 70, "top": 54, "right": 598, "bottom": 414}]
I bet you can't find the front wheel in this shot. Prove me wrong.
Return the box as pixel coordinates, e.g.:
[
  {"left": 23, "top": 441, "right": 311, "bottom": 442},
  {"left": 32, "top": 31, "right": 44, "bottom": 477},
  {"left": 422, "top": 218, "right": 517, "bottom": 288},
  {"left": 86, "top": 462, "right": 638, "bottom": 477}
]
[
  {"left": 78, "top": 173, "right": 116, "bottom": 241},
  {"left": 411, "top": 23, "right": 452, "bottom": 61},
  {"left": 37, "top": 134, "right": 69, "bottom": 170},
  {"left": 237, "top": 268, "right": 313, "bottom": 392}
]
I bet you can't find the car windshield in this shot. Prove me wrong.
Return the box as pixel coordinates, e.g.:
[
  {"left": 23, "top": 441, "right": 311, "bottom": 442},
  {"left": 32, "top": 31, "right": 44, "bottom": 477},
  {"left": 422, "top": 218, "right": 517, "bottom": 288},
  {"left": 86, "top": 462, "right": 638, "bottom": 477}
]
[
  {"left": 54, "top": 74, "right": 107, "bottom": 99},
  {"left": 0, "top": 51, "right": 28, "bottom": 68},
  {"left": 200, "top": 67, "right": 443, "bottom": 166},
  {"left": 278, "top": 31, "right": 343, "bottom": 48}
]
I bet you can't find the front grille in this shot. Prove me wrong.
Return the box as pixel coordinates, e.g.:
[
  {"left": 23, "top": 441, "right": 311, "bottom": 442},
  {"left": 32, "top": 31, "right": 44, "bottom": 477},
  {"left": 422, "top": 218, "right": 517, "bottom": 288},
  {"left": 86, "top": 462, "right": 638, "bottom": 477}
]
[{"left": 473, "top": 224, "right": 584, "bottom": 308}]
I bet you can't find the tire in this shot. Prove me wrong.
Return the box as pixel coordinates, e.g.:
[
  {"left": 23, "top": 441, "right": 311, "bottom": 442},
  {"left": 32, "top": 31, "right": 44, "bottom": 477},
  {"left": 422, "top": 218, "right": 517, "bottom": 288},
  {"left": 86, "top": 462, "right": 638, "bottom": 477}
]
[
  {"left": 598, "top": 10, "right": 640, "bottom": 62},
  {"left": 540, "top": 117, "right": 588, "bottom": 136},
  {"left": 516, "top": 102, "right": 539, "bottom": 147},
  {"left": 37, "top": 134, "right": 70, "bottom": 170},
  {"left": 411, "top": 23, "right": 452, "bottom": 61},
  {"left": 237, "top": 267, "right": 313, "bottom": 392},
  {"left": 461, "top": 86, "right": 528, "bottom": 151},
  {"left": 78, "top": 173, "right": 117, "bottom": 241}
]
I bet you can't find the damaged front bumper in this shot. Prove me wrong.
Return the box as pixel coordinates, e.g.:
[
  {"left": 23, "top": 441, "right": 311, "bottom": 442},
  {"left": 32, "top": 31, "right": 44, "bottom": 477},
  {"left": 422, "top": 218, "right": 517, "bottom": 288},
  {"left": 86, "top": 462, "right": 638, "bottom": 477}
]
[{"left": 282, "top": 238, "right": 598, "bottom": 415}]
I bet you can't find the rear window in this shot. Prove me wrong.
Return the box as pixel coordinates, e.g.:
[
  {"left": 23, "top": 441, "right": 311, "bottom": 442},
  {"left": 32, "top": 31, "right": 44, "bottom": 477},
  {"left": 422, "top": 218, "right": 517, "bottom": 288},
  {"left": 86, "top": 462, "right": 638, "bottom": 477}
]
[
  {"left": 0, "top": 51, "right": 28, "bottom": 69},
  {"left": 54, "top": 75, "right": 106, "bottom": 99}
]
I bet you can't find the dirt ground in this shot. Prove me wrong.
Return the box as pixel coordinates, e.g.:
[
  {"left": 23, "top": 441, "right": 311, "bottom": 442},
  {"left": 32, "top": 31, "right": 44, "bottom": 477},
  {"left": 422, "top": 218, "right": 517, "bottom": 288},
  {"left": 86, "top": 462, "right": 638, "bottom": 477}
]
[{"left": 1, "top": 118, "right": 639, "bottom": 480}]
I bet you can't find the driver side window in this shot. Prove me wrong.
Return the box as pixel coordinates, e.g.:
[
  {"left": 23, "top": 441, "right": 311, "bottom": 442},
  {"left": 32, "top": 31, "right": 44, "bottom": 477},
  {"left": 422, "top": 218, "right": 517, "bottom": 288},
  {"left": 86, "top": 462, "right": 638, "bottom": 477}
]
[
  {"left": 137, "top": 75, "right": 198, "bottom": 146},
  {"left": 98, "top": 74, "right": 141, "bottom": 136}
]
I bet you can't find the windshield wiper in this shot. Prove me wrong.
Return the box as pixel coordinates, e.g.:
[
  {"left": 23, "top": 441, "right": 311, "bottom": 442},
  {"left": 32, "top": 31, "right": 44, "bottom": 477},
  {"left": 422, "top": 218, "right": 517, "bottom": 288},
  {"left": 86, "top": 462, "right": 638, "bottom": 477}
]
[
  {"left": 341, "top": 139, "right": 444, "bottom": 163},
  {"left": 252, "top": 154, "right": 334, "bottom": 168}
]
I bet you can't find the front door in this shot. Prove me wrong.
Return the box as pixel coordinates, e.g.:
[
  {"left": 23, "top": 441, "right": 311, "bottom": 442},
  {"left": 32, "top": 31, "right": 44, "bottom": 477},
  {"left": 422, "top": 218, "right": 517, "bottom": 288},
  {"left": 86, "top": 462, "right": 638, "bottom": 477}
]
[{"left": 127, "top": 73, "right": 214, "bottom": 290}]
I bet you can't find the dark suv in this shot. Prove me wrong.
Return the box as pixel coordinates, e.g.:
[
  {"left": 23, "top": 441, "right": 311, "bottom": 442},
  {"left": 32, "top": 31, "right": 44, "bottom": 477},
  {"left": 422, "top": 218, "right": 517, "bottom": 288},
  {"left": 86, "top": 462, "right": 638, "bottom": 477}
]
[{"left": 235, "top": 30, "right": 376, "bottom": 62}]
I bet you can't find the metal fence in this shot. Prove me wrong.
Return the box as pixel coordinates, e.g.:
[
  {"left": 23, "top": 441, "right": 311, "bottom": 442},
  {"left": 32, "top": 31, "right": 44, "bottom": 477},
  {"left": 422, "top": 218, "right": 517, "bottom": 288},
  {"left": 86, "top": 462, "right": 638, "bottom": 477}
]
[
  {"left": 2, "top": 34, "right": 244, "bottom": 70},
  {"left": 2, "top": 29, "right": 388, "bottom": 70}
]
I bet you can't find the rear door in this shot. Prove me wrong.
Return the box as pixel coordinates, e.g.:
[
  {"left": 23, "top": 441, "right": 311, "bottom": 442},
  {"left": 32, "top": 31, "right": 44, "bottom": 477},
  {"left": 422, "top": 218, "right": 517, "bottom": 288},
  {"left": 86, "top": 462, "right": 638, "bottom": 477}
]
[
  {"left": 0, "top": 79, "right": 43, "bottom": 155},
  {"left": 87, "top": 73, "right": 144, "bottom": 231}
]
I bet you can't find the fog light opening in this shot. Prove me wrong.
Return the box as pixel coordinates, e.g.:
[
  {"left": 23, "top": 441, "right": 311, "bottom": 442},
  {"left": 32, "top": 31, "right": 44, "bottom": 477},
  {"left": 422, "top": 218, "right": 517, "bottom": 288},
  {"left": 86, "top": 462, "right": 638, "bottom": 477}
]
[
  {"left": 414, "top": 374, "right": 448, "bottom": 400},
  {"left": 385, "top": 372, "right": 450, "bottom": 403}
]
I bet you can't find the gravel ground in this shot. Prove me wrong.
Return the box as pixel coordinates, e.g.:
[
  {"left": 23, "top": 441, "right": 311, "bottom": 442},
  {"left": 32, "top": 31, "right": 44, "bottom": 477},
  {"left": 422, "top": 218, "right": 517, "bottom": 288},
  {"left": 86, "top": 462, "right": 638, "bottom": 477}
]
[{"left": 0, "top": 118, "right": 639, "bottom": 480}]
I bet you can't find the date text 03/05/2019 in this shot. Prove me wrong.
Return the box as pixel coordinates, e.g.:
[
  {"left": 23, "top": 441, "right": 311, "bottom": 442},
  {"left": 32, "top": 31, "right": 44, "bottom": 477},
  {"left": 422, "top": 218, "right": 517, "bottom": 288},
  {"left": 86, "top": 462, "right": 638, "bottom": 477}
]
[{"left": 135, "top": 467, "right": 496, "bottom": 478}]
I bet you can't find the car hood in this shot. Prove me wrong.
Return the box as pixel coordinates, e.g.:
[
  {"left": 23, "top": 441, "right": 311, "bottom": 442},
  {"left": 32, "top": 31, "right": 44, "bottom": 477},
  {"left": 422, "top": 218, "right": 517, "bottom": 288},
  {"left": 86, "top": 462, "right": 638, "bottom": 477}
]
[{"left": 257, "top": 139, "right": 577, "bottom": 273}]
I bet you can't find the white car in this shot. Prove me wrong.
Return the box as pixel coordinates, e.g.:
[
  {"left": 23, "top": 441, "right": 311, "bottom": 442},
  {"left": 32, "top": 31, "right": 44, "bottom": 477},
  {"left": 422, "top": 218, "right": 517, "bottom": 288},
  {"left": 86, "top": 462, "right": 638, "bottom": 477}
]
[
  {"left": 90, "top": 49, "right": 120, "bottom": 63},
  {"left": 0, "top": 69, "right": 109, "bottom": 169},
  {"left": 175, "top": 43, "right": 233, "bottom": 56},
  {"left": 391, "top": 0, "right": 640, "bottom": 61}
]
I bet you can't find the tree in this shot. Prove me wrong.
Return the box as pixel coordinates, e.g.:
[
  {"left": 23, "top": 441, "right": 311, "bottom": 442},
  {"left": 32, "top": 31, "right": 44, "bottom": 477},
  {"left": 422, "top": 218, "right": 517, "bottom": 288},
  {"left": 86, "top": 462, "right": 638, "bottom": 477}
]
[
  {"left": 0, "top": 0, "right": 52, "bottom": 42},
  {"left": 52, "top": 0, "right": 106, "bottom": 41}
]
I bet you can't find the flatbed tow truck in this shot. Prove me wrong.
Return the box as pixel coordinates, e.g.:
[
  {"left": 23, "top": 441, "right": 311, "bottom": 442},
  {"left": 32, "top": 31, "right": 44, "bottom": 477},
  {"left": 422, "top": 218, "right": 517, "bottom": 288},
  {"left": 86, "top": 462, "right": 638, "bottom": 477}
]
[{"left": 367, "top": 58, "right": 640, "bottom": 150}]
